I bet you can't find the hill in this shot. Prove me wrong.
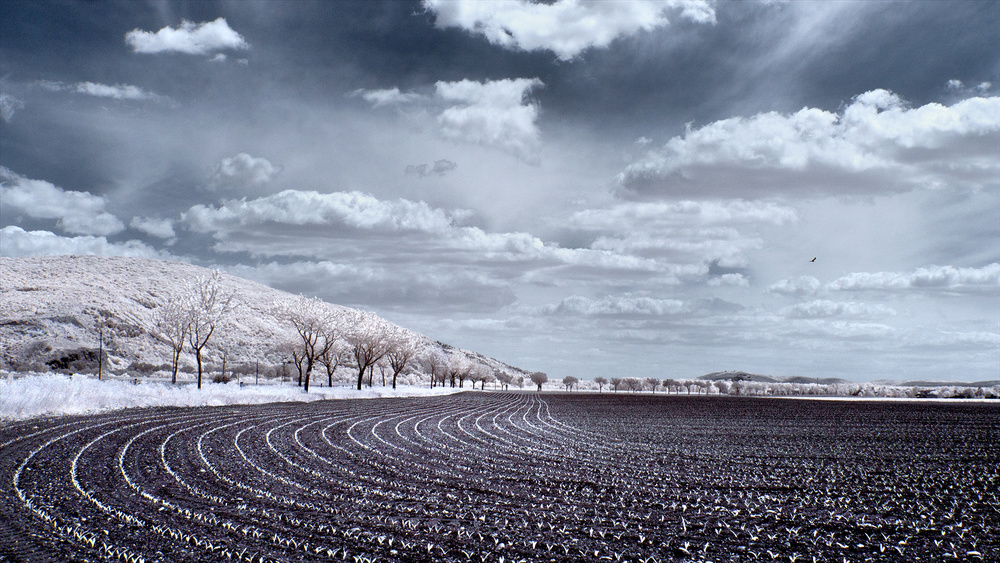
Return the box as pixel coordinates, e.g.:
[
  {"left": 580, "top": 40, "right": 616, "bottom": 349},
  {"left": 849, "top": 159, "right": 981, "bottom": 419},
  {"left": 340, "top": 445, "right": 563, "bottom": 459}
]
[
  {"left": 698, "top": 371, "right": 852, "bottom": 385},
  {"left": 0, "top": 256, "right": 529, "bottom": 383}
]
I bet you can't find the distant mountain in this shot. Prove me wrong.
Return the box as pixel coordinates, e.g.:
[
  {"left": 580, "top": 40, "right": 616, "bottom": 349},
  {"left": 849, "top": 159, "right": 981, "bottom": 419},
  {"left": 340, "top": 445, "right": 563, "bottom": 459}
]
[
  {"left": 698, "top": 371, "right": 851, "bottom": 385},
  {"left": 0, "top": 256, "right": 528, "bottom": 382},
  {"left": 901, "top": 380, "right": 1000, "bottom": 388}
]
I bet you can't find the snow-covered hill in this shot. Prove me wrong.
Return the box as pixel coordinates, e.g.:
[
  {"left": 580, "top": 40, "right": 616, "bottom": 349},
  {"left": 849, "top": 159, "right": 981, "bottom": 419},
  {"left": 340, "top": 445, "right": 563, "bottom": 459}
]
[{"left": 0, "top": 256, "right": 529, "bottom": 383}]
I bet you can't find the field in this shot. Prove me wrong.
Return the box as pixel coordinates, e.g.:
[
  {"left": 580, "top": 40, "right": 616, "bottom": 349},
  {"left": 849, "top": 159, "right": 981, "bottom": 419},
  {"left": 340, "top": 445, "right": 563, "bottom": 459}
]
[{"left": 1, "top": 393, "right": 997, "bottom": 562}]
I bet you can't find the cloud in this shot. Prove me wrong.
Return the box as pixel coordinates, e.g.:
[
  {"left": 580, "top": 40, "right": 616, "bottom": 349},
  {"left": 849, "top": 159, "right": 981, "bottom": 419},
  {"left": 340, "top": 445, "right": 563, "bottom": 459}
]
[
  {"left": 129, "top": 216, "right": 176, "bottom": 241},
  {"left": 435, "top": 78, "right": 544, "bottom": 161},
  {"left": 208, "top": 153, "right": 280, "bottom": 190},
  {"left": 181, "top": 189, "right": 666, "bottom": 279},
  {"left": 768, "top": 276, "right": 821, "bottom": 297},
  {"left": 0, "top": 226, "right": 165, "bottom": 258},
  {"left": 351, "top": 87, "right": 422, "bottom": 107},
  {"left": 227, "top": 260, "right": 516, "bottom": 312},
  {"left": 563, "top": 200, "right": 794, "bottom": 277},
  {"left": 781, "top": 300, "right": 895, "bottom": 319},
  {"left": 0, "top": 167, "right": 124, "bottom": 236},
  {"left": 708, "top": 273, "right": 749, "bottom": 287},
  {"left": 0, "top": 93, "right": 25, "bottom": 122},
  {"left": 541, "top": 294, "right": 685, "bottom": 317},
  {"left": 34, "top": 80, "right": 164, "bottom": 102},
  {"left": 183, "top": 189, "right": 459, "bottom": 234},
  {"left": 359, "top": 78, "right": 544, "bottom": 161},
  {"left": 405, "top": 159, "right": 457, "bottom": 177},
  {"left": 125, "top": 18, "right": 249, "bottom": 55},
  {"left": 74, "top": 82, "right": 159, "bottom": 100},
  {"left": 618, "top": 90, "right": 1000, "bottom": 198},
  {"left": 827, "top": 263, "right": 1000, "bottom": 292},
  {"left": 423, "top": 0, "right": 715, "bottom": 60}
]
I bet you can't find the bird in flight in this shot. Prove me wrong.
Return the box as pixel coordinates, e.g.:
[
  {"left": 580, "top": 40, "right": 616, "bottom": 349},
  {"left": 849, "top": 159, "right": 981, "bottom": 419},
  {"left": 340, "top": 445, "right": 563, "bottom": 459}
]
[{"left": 810, "top": 257, "right": 816, "bottom": 262}]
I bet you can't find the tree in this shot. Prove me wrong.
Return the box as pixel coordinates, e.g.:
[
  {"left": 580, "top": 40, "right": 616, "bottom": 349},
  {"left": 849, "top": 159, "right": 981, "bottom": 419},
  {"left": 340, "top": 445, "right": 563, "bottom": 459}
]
[
  {"left": 645, "top": 377, "right": 660, "bottom": 393},
  {"left": 562, "top": 376, "right": 579, "bottom": 391},
  {"left": 155, "top": 299, "right": 190, "bottom": 384},
  {"left": 318, "top": 337, "right": 348, "bottom": 387},
  {"left": 448, "top": 354, "right": 470, "bottom": 388},
  {"left": 345, "top": 311, "right": 391, "bottom": 391},
  {"left": 662, "top": 378, "right": 680, "bottom": 394},
  {"left": 529, "top": 371, "right": 548, "bottom": 391},
  {"left": 610, "top": 377, "right": 623, "bottom": 392},
  {"left": 384, "top": 330, "right": 418, "bottom": 389},
  {"left": 276, "top": 296, "right": 339, "bottom": 393},
  {"left": 495, "top": 369, "right": 513, "bottom": 390},
  {"left": 594, "top": 376, "right": 608, "bottom": 392},
  {"left": 186, "top": 271, "right": 236, "bottom": 389},
  {"left": 624, "top": 377, "right": 642, "bottom": 392},
  {"left": 421, "top": 349, "right": 448, "bottom": 389}
]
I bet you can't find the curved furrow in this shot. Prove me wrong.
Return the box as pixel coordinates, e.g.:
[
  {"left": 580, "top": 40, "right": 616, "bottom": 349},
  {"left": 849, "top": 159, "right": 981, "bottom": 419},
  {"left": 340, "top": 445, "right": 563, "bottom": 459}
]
[{"left": 3, "top": 392, "right": 997, "bottom": 563}]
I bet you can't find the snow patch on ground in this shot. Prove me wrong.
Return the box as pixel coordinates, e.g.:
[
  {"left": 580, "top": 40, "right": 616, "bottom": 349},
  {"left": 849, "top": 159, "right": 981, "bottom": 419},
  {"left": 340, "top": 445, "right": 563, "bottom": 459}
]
[{"left": 0, "top": 373, "right": 463, "bottom": 421}]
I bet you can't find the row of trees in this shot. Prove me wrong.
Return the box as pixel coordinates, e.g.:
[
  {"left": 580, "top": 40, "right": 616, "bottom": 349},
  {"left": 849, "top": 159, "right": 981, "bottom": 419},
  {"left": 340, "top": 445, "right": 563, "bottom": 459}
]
[{"left": 152, "top": 276, "right": 521, "bottom": 393}]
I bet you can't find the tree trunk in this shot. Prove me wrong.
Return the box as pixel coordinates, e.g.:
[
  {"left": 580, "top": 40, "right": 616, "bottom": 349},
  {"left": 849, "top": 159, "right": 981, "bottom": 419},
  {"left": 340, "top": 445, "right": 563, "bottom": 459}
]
[
  {"left": 195, "top": 348, "right": 203, "bottom": 389},
  {"left": 171, "top": 348, "right": 181, "bottom": 385},
  {"left": 356, "top": 365, "right": 365, "bottom": 391}
]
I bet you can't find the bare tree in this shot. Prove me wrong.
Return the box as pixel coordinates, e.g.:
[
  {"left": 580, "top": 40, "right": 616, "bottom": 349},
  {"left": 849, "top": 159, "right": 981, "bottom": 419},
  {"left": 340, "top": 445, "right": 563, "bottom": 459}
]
[
  {"left": 480, "top": 370, "right": 496, "bottom": 390},
  {"left": 562, "top": 375, "right": 579, "bottom": 391},
  {"left": 624, "top": 377, "right": 642, "bottom": 392},
  {"left": 662, "top": 378, "right": 680, "bottom": 394},
  {"left": 385, "top": 330, "right": 418, "bottom": 390},
  {"left": 529, "top": 371, "right": 548, "bottom": 392},
  {"left": 345, "top": 311, "right": 391, "bottom": 391},
  {"left": 448, "top": 354, "right": 470, "bottom": 388},
  {"left": 275, "top": 296, "right": 340, "bottom": 393},
  {"left": 318, "top": 337, "right": 348, "bottom": 387},
  {"left": 421, "top": 349, "right": 448, "bottom": 389},
  {"left": 594, "top": 376, "right": 608, "bottom": 392},
  {"left": 645, "top": 377, "right": 659, "bottom": 393},
  {"left": 186, "top": 271, "right": 236, "bottom": 389},
  {"left": 610, "top": 377, "right": 623, "bottom": 392},
  {"left": 154, "top": 300, "right": 190, "bottom": 384}
]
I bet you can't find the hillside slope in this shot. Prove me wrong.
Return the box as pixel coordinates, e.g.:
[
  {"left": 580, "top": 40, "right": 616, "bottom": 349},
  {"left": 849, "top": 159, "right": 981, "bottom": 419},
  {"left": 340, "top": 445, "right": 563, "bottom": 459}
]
[{"left": 0, "top": 256, "right": 528, "bottom": 382}]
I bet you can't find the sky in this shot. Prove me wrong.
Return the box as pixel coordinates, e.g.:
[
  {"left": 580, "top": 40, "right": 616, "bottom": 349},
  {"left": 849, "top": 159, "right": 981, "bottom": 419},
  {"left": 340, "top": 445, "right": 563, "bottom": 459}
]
[{"left": 1, "top": 0, "right": 998, "bottom": 383}]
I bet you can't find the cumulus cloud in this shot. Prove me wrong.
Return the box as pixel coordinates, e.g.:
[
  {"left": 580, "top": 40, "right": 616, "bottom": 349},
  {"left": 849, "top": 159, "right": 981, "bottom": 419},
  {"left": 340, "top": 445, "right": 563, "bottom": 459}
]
[
  {"left": 423, "top": 0, "right": 715, "bottom": 60},
  {"left": 129, "top": 217, "right": 176, "bottom": 241},
  {"left": 208, "top": 153, "right": 280, "bottom": 190},
  {"left": 827, "top": 263, "right": 1000, "bottom": 292},
  {"left": 351, "top": 87, "right": 423, "bottom": 107},
  {"left": 768, "top": 276, "right": 822, "bottom": 297},
  {"left": 0, "top": 93, "right": 25, "bottom": 122},
  {"left": 569, "top": 200, "right": 798, "bottom": 230},
  {"left": 184, "top": 189, "right": 459, "bottom": 235},
  {"left": 34, "top": 80, "right": 163, "bottom": 101},
  {"left": 405, "top": 159, "right": 457, "bottom": 177},
  {"left": 0, "top": 167, "right": 124, "bottom": 236},
  {"left": 435, "top": 78, "right": 543, "bottom": 161},
  {"left": 708, "top": 273, "right": 749, "bottom": 287},
  {"left": 359, "top": 78, "right": 544, "bottom": 160},
  {"left": 564, "top": 200, "right": 793, "bottom": 279},
  {"left": 180, "top": 189, "right": 663, "bottom": 277},
  {"left": 74, "top": 82, "right": 159, "bottom": 100},
  {"left": 619, "top": 90, "right": 1000, "bottom": 198},
  {"left": 126, "top": 18, "right": 248, "bottom": 55},
  {"left": 541, "top": 294, "right": 685, "bottom": 316},
  {"left": 228, "top": 260, "right": 516, "bottom": 311},
  {"left": 0, "top": 226, "right": 164, "bottom": 258},
  {"left": 781, "top": 299, "right": 895, "bottom": 319}
]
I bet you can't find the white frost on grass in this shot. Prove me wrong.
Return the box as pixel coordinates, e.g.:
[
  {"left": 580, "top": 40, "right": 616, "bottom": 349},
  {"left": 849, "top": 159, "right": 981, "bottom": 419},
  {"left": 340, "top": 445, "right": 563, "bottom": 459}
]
[{"left": 0, "top": 373, "right": 462, "bottom": 421}]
